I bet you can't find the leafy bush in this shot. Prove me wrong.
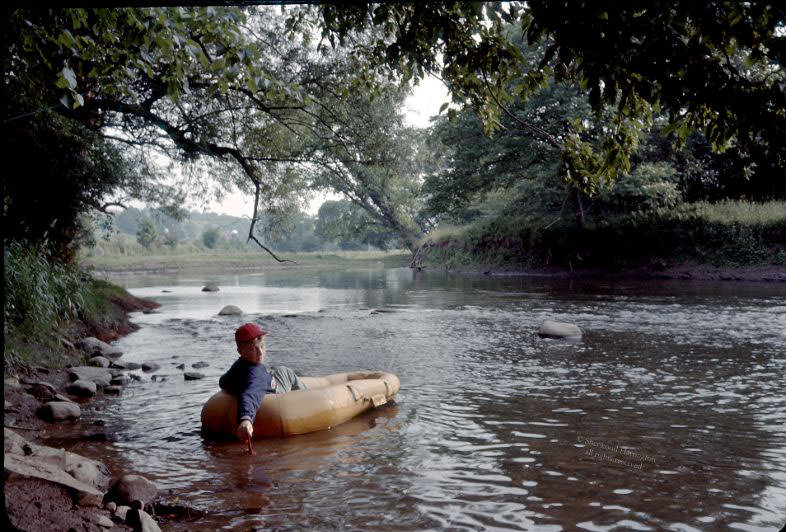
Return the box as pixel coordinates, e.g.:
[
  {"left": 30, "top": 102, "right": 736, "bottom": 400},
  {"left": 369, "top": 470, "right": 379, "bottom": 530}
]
[
  {"left": 421, "top": 200, "right": 786, "bottom": 269},
  {"left": 596, "top": 162, "right": 680, "bottom": 214}
]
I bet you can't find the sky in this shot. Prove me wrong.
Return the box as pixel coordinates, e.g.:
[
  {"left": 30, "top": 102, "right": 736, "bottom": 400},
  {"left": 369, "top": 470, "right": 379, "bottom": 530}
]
[{"left": 204, "top": 75, "right": 450, "bottom": 218}]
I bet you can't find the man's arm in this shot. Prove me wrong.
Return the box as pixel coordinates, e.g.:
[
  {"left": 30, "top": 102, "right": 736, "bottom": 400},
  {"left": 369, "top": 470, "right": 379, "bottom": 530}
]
[{"left": 237, "top": 364, "right": 272, "bottom": 425}]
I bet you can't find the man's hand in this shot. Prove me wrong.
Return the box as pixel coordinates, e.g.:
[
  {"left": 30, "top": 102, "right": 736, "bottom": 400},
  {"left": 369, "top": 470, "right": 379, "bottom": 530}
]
[{"left": 238, "top": 420, "right": 253, "bottom": 441}]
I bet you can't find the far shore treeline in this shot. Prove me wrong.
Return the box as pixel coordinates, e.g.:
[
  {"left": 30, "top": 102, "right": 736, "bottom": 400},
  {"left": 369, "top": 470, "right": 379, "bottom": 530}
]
[{"left": 4, "top": 4, "right": 785, "bottom": 371}]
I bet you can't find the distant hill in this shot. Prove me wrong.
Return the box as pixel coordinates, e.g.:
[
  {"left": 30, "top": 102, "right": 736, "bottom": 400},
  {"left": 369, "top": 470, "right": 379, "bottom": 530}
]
[{"left": 112, "top": 207, "right": 254, "bottom": 240}]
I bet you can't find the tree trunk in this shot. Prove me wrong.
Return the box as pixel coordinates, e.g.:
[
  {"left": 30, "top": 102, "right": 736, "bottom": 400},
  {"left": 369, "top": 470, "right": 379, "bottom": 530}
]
[{"left": 574, "top": 187, "right": 585, "bottom": 228}]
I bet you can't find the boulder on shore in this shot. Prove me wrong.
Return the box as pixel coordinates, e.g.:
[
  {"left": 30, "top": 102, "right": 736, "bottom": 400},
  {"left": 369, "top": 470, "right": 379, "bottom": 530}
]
[
  {"left": 4, "top": 429, "right": 109, "bottom": 507},
  {"left": 38, "top": 401, "right": 82, "bottom": 421},
  {"left": 68, "top": 367, "right": 113, "bottom": 387},
  {"left": 537, "top": 320, "right": 583, "bottom": 339},
  {"left": 218, "top": 304, "right": 242, "bottom": 315},
  {"left": 24, "top": 381, "right": 57, "bottom": 401},
  {"left": 76, "top": 337, "right": 123, "bottom": 359},
  {"left": 126, "top": 507, "right": 162, "bottom": 532},
  {"left": 89, "top": 356, "right": 110, "bottom": 368},
  {"left": 67, "top": 379, "right": 98, "bottom": 397}
]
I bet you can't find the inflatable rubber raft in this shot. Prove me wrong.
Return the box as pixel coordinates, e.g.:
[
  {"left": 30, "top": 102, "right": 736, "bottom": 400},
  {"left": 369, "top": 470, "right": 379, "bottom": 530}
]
[{"left": 201, "top": 371, "right": 400, "bottom": 438}]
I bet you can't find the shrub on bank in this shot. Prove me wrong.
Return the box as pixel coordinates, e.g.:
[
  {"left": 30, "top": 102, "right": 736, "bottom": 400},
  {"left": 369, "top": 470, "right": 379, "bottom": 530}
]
[
  {"left": 3, "top": 241, "right": 137, "bottom": 372},
  {"left": 419, "top": 201, "right": 786, "bottom": 270}
]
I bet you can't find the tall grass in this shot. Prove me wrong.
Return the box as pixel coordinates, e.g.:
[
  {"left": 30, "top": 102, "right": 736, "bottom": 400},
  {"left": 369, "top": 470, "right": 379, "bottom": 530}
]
[
  {"left": 4, "top": 241, "right": 91, "bottom": 337},
  {"left": 3, "top": 241, "right": 140, "bottom": 371},
  {"left": 688, "top": 200, "right": 786, "bottom": 225}
]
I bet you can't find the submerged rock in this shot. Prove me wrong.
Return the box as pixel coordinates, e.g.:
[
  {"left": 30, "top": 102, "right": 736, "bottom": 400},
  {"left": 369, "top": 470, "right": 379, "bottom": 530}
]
[
  {"left": 218, "top": 304, "right": 242, "bottom": 315},
  {"left": 537, "top": 320, "right": 582, "bottom": 339},
  {"left": 192, "top": 361, "right": 209, "bottom": 369}
]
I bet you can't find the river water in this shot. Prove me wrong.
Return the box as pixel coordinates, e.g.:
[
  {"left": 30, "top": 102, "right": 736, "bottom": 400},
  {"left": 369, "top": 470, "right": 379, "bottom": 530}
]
[{"left": 58, "top": 267, "right": 786, "bottom": 531}]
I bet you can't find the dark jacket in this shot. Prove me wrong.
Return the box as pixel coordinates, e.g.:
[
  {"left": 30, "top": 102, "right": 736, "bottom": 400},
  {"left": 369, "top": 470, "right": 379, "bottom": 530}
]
[{"left": 219, "top": 358, "right": 275, "bottom": 424}]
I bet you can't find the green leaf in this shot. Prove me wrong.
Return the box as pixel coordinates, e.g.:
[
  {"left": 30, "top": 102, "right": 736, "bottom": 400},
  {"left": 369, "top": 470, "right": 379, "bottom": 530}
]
[{"left": 61, "top": 67, "right": 77, "bottom": 89}]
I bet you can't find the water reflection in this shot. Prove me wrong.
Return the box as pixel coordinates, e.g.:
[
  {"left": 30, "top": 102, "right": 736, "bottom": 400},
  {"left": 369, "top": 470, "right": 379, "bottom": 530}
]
[{"left": 71, "top": 267, "right": 786, "bottom": 531}]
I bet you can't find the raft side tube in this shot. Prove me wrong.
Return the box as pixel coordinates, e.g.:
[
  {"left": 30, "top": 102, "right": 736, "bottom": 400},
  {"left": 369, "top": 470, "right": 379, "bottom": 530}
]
[{"left": 200, "top": 371, "right": 400, "bottom": 438}]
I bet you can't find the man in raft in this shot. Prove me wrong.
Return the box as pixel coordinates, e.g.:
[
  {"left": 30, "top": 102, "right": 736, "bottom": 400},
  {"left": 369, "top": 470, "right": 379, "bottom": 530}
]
[{"left": 220, "top": 323, "right": 306, "bottom": 442}]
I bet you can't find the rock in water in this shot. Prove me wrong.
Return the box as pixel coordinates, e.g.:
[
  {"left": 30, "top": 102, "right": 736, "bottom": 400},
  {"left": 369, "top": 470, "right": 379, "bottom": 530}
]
[
  {"left": 184, "top": 372, "right": 204, "bottom": 381},
  {"left": 218, "top": 304, "right": 242, "bottom": 315},
  {"left": 537, "top": 320, "right": 582, "bottom": 339},
  {"left": 192, "top": 361, "right": 209, "bottom": 369},
  {"left": 201, "top": 284, "right": 219, "bottom": 292},
  {"left": 112, "top": 361, "right": 141, "bottom": 370},
  {"left": 141, "top": 362, "right": 160, "bottom": 372},
  {"left": 104, "top": 474, "right": 157, "bottom": 507}
]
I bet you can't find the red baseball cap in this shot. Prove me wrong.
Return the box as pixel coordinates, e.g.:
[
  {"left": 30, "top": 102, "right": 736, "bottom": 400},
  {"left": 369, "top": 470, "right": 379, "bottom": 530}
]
[{"left": 235, "top": 323, "right": 268, "bottom": 343}]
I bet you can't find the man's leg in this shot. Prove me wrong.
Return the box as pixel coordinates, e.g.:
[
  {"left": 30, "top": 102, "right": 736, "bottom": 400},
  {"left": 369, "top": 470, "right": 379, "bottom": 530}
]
[{"left": 270, "top": 366, "right": 307, "bottom": 393}]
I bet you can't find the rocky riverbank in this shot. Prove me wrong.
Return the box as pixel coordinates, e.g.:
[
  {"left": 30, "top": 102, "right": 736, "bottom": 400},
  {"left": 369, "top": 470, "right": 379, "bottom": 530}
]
[{"left": 4, "top": 293, "right": 203, "bottom": 531}]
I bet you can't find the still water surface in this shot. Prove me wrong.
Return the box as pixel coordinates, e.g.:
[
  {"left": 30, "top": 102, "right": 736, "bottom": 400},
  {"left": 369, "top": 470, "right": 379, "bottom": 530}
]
[{"left": 62, "top": 268, "right": 786, "bottom": 531}]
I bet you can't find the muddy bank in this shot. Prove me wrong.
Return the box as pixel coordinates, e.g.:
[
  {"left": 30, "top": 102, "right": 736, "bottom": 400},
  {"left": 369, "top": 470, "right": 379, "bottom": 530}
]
[{"left": 4, "top": 290, "right": 201, "bottom": 531}]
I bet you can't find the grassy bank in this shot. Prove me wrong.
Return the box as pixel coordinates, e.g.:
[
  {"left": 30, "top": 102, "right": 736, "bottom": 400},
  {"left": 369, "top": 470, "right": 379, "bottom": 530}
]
[
  {"left": 4, "top": 242, "right": 158, "bottom": 374},
  {"left": 418, "top": 201, "right": 786, "bottom": 272},
  {"left": 80, "top": 249, "right": 411, "bottom": 273}
]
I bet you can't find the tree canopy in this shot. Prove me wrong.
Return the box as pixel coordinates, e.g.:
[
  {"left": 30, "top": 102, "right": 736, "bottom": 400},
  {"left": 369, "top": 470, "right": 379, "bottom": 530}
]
[
  {"left": 3, "top": 4, "right": 783, "bottom": 263},
  {"left": 2, "top": 6, "right": 422, "bottom": 259},
  {"left": 320, "top": 2, "right": 785, "bottom": 191}
]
